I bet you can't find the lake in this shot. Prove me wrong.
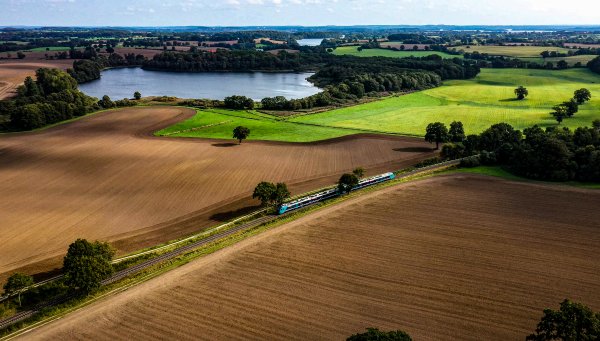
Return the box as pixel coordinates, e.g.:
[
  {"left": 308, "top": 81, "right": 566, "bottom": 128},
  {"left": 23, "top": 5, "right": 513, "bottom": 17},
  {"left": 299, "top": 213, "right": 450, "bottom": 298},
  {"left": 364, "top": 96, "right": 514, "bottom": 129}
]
[
  {"left": 78, "top": 67, "right": 320, "bottom": 100},
  {"left": 297, "top": 38, "right": 324, "bottom": 46}
]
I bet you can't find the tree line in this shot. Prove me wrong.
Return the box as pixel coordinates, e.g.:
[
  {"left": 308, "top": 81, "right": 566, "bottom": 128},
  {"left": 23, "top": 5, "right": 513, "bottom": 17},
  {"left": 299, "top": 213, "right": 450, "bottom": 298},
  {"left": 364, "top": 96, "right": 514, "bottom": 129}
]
[{"left": 431, "top": 120, "right": 600, "bottom": 182}]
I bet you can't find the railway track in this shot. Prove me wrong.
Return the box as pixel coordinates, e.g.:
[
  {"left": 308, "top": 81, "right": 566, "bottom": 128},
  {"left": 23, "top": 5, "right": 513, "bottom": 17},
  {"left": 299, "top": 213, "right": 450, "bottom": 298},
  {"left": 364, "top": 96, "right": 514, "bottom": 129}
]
[
  {"left": 0, "top": 159, "right": 460, "bottom": 332},
  {"left": 0, "top": 214, "right": 276, "bottom": 331}
]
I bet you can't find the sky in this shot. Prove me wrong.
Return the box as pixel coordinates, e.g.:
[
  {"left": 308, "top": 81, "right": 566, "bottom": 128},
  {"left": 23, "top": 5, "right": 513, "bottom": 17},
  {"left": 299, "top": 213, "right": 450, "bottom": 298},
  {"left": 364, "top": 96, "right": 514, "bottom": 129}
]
[{"left": 1, "top": 0, "right": 600, "bottom": 27}]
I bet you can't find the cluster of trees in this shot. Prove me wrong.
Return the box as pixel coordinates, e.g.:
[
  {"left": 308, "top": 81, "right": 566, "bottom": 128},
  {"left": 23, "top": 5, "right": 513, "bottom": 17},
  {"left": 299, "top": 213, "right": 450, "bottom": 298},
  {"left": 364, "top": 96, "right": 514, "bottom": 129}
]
[
  {"left": 550, "top": 88, "right": 592, "bottom": 124},
  {"left": 347, "top": 328, "right": 412, "bottom": 341},
  {"left": 143, "top": 49, "right": 320, "bottom": 72},
  {"left": 0, "top": 68, "right": 99, "bottom": 131},
  {"left": 68, "top": 53, "right": 146, "bottom": 83},
  {"left": 252, "top": 182, "right": 291, "bottom": 207},
  {"left": 224, "top": 96, "right": 254, "bottom": 110},
  {"left": 437, "top": 121, "right": 600, "bottom": 182},
  {"left": 464, "top": 53, "right": 579, "bottom": 70},
  {"left": 588, "top": 56, "right": 600, "bottom": 74},
  {"left": 527, "top": 299, "right": 600, "bottom": 340}
]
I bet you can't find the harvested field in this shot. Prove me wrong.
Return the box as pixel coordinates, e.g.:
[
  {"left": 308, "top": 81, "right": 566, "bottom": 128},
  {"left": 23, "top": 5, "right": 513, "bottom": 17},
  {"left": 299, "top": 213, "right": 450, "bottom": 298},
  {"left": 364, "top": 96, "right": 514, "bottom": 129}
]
[
  {"left": 17, "top": 174, "right": 600, "bottom": 341},
  {"left": 0, "top": 106, "right": 434, "bottom": 281},
  {"left": 0, "top": 60, "right": 73, "bottom": 99}
]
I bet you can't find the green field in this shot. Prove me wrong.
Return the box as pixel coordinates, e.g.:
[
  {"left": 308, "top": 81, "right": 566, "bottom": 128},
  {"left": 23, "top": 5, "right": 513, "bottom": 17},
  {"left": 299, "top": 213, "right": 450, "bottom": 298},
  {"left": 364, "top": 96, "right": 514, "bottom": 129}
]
[
  {"left": 454, "top": 45, "right": 572, "bottom": 57},
  {"left": 156, "top": 108, "right": 360, "bottom": 142},
  {"left": 290, "top": 68, "right": 600, "bottom": 136},
  {"left": 332, "top": 46, "right": 461, "bottom": 59},
  {"left": 519, "top": 55, "right": 598, "bottom": 66}
]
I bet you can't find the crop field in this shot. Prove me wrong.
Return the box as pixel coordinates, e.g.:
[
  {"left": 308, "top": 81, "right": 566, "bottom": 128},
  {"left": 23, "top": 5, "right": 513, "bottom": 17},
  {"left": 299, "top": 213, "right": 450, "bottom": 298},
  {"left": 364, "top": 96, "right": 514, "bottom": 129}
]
[
  {"left": 454, "top": 45, "right": 572, "bottom": 57},
  {"left": 156, "top": 108, "right": 364, "bottom": 142},
  {"left": 0, "top": 106, "right": 435, "bottom": 281},
  {"left": 332, "top": 46, "right": 460, "bottom": 59},
  {"left": 291, "top": 68, "right": 600, "bottom": 135},
  {"left": 18, "top": 174, "right": 600, "bottom": 341}
]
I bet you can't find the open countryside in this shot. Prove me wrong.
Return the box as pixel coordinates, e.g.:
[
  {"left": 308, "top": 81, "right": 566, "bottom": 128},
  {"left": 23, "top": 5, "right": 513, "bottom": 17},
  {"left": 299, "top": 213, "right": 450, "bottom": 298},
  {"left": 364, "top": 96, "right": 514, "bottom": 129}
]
[
  {"left": 1, "top": 3, "right": 600, "bottom": 341},
  {"left": 291, "top": 68, "right": 600, "bottom": 136},
  {"left": 14, "top": 174, "right": 600, "bottom": 341}
]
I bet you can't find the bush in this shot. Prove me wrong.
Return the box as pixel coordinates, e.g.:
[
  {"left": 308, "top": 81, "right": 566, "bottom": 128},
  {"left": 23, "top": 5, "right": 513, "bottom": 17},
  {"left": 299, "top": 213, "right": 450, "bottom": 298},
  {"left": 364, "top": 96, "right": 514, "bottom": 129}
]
[
  {"left": 460, "top": 155, "right": 481, "bottom": 168},
  {"left": 224, "top": 95, "right": 254, "bottom": 110},
  {"left": 414, "top": 157, "right": 442, "bottom": 168},
  {"left": 479, "top": 150, "right": 497, "bottom": 165}
]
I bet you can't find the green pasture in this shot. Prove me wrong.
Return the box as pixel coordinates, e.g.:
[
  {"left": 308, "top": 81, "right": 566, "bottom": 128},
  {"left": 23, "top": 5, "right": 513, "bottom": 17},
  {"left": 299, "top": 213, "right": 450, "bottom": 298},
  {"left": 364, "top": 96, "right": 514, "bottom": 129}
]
[
  {"left": 454, "top": 45, "right": 572, "bottom": 57},
  {"left": 519, "top": 55, "right": 598, "bottom": 66},
  {"left": 290, "top": 68, "right": 600, "bottom": 136},
  {"left": 332, "top": 46, "right": 461, "bottom": 59},
  {"left": 25, "top": 46, "right": 72, "bottom": 52},
  {"left": 156, "top": 108, "right": 360, "bottom": 142}
]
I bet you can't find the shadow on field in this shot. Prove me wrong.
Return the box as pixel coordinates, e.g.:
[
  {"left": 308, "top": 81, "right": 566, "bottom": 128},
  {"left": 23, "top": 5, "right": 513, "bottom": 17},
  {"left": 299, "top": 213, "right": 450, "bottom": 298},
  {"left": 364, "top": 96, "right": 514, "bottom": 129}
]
[
  {"left": 212, "top": 142, "right": 238, "bottom": 147},
  {"left": 499, "top": 98, "right": 521, "bottom": 102},
  {"left": 210, "top": 204, "right": 263, "bottom": 222},
  {"left": 393, "top": 146, "right": 434, "bottom": 153}
]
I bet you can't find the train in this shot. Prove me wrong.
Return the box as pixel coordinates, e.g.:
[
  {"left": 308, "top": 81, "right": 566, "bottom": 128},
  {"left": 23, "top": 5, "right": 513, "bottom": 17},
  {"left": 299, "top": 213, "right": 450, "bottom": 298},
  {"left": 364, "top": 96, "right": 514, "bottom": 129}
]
[{"left": 277, "top": 172, "right": 396, "bottom": 215}]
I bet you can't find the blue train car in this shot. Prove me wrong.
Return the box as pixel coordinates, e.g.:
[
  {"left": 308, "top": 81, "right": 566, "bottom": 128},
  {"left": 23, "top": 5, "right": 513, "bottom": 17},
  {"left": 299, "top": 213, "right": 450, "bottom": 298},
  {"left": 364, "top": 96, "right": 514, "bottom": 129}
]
[{"left": 278, "top": 172, "right": 395, "bottom": 215}]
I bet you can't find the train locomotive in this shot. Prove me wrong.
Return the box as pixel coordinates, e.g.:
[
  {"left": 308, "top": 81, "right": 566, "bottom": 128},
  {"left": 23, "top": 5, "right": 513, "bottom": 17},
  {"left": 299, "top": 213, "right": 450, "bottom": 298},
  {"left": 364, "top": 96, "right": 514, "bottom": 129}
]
[{"left": 278, "top": 172, "right": 395, "bottom": 215}]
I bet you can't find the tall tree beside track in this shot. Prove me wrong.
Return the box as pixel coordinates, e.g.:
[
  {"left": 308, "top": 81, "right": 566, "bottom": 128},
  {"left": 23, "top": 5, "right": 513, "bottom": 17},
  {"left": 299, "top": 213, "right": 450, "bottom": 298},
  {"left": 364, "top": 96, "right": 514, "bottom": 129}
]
[
  {"left": 425, "top": 122, "right": 449, "bottom": 150},
  {"left": 233, "top": 126, "right": 251, "bottom": 144},
  {"left": 3, "top": 273, "right": 33, "bottom": 307},
  {"left": 253, "top": 182, "right": 276, "bottom": 206},
  {"left": 271, "top": 183, "right": 291, "bottom": 206},
  {"left": 527, "top": 299, "right": 600, "bottom": 341},
  {"left": 449, "top": 121, "right": 466, "bottom": 142},
  {"left": 63, "top": 239, "right": 115, "bottom": 294},
  {"left": 338, "top": 173, "right": 359, "bottom": 194}
]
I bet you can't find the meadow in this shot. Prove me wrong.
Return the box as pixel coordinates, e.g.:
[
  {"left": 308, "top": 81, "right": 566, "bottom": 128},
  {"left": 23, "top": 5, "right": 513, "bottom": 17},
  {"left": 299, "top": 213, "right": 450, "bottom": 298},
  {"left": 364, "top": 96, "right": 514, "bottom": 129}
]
[
  {"left": 332, "top": 46, "right": 460, "bottom": 59},
  {"left": 156, "top": 108, "right": 361, "bottom": 142},
  {"left": 290, "top": 68, "right": 600, "bottom": 136},
  {"left": 454, "top": 45, "right": 572, "bottom": 57}
]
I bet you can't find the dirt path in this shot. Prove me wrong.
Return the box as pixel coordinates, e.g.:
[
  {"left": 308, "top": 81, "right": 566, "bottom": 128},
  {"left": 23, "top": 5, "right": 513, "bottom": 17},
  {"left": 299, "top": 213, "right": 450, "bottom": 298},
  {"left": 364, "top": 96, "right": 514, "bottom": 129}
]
[
  {"left": 0, "top": 106, "right": 435, "bottom": 281},
  {"left": 15, "top": 174, "right": 600, "bottom": 341}
]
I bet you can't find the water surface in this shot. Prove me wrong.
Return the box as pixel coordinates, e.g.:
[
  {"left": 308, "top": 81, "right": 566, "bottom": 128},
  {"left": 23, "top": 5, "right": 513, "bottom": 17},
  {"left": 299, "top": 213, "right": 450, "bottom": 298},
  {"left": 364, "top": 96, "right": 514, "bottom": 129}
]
[
  {"left": 78, "top": 67, "right": 320, "bottom": 100},
  {"left": 297, "top": 38, "right": 324, "bottom": 46}
]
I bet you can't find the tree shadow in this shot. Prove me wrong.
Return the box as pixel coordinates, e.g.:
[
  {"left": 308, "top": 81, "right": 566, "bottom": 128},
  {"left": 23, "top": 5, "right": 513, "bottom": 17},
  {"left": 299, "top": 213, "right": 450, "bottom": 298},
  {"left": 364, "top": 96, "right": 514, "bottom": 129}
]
[
  {"left": 209, "top": 204, "right": 263, "bottom": 222},
  {"left": 212, "top": 142, "right": 238, "bottom": 147},
  {"left": 393, "top": 147, "right": 435, "bottom": 153},
  {"left": 499, "top": 98, "right": 521, "bottom": 102}
]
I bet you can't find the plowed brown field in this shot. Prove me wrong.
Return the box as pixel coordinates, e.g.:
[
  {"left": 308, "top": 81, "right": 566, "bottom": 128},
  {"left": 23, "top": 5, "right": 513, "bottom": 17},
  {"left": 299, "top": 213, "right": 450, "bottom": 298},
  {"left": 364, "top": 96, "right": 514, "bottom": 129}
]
[
  {"left": 18, "top": 174, "right": 600, "bottom": 341},
  {"left": 0, "top": 106, "right": 434, "bottom": 280},
  {"left": 0, "top": 60, "right": 73, "bottom": 99}
]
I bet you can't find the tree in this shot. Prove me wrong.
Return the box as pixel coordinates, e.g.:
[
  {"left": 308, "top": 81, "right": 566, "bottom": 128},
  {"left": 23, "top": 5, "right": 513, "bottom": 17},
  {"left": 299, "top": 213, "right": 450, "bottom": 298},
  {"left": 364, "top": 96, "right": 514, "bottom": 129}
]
[
  {"left": 233, "top": 126, "right": 250, "bottom": 144},
  {"left": 133, "top": 91, "right": 142, "bottom": 100},
  {"left": 425, "top": 122, "right": 449, "bottom": 150},
  {"left": 352, "top": 167, "right": 365, "bottom": 178},
  {"left": 562, "top": 99, "right": 579, "bottom": 118},
  {"left": 527, "top": 299, "right": 600, "bottom": 341},
  {"left": 63, "top": 239, "right": 115, "bottom": 294},
  {"left": 551, "top": 104, "right": 568, "bottom": 124},
  {"left": 98, "top": 95, "right": 115, "bottom": 108},
  {"left": 253, "top": 181, "right": 276, "bottom": 206},
  {"left": 515, "top": 86, "right": 529, "bottom": 100},
  {"left": 449, "top": 121, "right": 466, "bottom": 142},
  {"left": 271, "top": 183, "right": 291, "bottom": 206},
  {"left": 17, "top": 51, "right": 26, "bottom": 59},
  {"left": 338, "top": 173, "right": 359, "bottom": 194},
  {"left": 347, "top": 328, "right": 412, "bottom": 341},
  {"left": 593, "top": 119, "right": 600, "bottom": 132},
  {"left": 574, "top": 88, "right": 592, "bottom": 104},
  {"left": 557, "top": 60, "right": 568, "bottom": 70},
  {"left": 3, "top": 273, "right": 33, "bottom": 307}
]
